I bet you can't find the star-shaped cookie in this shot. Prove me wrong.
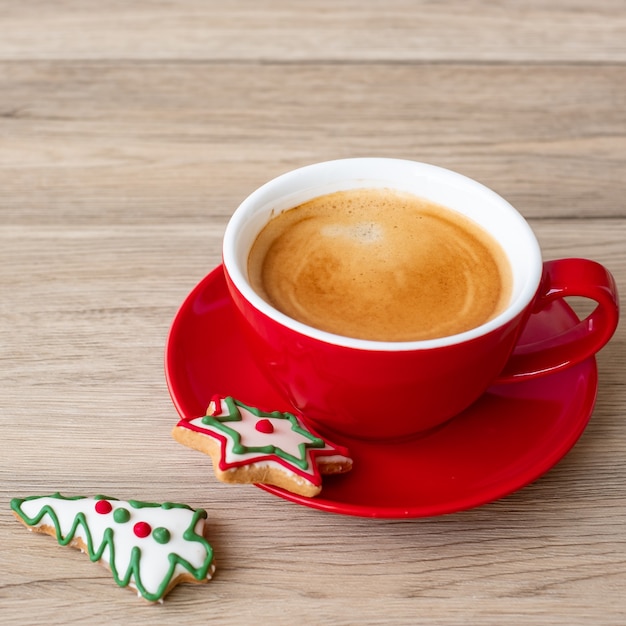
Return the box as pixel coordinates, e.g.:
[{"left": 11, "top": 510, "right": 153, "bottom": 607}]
[{"left": 172, "top": 396, "right": 352, "bottom": 497}]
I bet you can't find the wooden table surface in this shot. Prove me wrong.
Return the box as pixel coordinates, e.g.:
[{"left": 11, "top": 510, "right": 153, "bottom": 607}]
[{"left": 2, "top": 2, "right": 625, "bottom": 624}]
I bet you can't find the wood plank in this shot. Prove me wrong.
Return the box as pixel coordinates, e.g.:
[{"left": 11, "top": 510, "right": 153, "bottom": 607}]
[
  {"left": 1, "top": 217, "right": 624, "bottom": 623},
  {"left": 1, "top": 62, "right": 625, "bottom": 223},
  {"left": 1, "top": 0, "right": 626, "bottom": 62},
  {"left": 2, "top": 218, "right": 623, "bottom": 418}
]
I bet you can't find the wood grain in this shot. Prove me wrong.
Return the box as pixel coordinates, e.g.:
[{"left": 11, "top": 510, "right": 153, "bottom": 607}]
[
  {"left": 1, "top": 62, "right": 625, "bottom": 222},
  {"left": 1, "top": 2, "right": 625, "bottom": 624},
  {"left": 2, "top": 0, "right": 626, "bottom": 62}
]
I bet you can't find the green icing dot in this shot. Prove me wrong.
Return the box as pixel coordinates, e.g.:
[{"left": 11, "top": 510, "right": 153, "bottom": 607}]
[
  {"left": 113, "top": 507, "right": 131, "bottom": 523},
  {"left": 152, "top": 527, "right": 171, "bottom": 544}
]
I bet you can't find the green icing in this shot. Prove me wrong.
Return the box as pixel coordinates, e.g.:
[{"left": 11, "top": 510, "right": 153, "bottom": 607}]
[
  {"left": 202, "top": 396, "right": 325, "bottom": 471},
  {"left": 10, "top": 493, "right": 214, "bottom": 603},
  {"left": 128, "top": 499, "right": 192, "bottom": 510},
  {"left": 127, "top": 499, "right": 161, "bottom": 509},
  {"left": 113, "top": 507, "right": 130, "bottom": 523},
  {"left": 152, "top": 527, "right": 171, "bottom": 544},
  {"left": 94, "top": 495, "right": 119, "bottom": 502}
]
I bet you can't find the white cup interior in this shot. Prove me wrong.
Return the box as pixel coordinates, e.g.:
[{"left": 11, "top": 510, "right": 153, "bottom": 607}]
[{"left": 223, "top": 158, "right": 543, "bottom": 351}]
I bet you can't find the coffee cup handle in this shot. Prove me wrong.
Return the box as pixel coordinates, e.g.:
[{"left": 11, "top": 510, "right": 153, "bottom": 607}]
[{"left": 494, "top": 258, "right": 619, "bottom": 384}]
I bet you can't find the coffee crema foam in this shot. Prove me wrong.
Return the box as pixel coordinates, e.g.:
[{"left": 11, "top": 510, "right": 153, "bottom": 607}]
[{"left": 248, "top": 188, "right": 512, "bottom": 342}]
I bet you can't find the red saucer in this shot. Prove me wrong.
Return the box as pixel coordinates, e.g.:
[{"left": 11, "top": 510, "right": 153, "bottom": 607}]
[{"left": 165, "top": 266, "right": 598, "bottom": 518}]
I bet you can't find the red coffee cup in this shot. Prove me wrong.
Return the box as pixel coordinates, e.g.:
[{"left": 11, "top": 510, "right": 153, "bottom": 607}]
[{"left": 222, "top": 159, "right": 619, "bottom": 440}]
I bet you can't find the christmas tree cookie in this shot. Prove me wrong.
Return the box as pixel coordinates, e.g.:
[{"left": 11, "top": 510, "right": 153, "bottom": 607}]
[
  {"left": 172, "top": 395, "right": 352, "bottom": 497},
  {"left": 11, "top": 493, "right": 215, "bottom": 603}
]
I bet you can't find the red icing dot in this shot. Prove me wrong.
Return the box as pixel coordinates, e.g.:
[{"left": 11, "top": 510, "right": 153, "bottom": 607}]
[
  {"left": 255, "top": 418, "right": 274, "bottom": 434},
  {"left": 133, "top": 521, "right": 152, "bottom": 538},
  {"left": 95, "top": 500, "right": 113, "bottom": 515}
]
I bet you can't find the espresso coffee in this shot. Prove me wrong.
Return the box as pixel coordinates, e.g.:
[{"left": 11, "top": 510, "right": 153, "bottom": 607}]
[{"left": 248, "top": 188, "right": 511, "bottom": 341}]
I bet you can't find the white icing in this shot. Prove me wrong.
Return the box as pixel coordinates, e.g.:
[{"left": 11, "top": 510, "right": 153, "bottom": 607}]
[{"left": 17, "top": 496, "right": 214, "bottom": 600}]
